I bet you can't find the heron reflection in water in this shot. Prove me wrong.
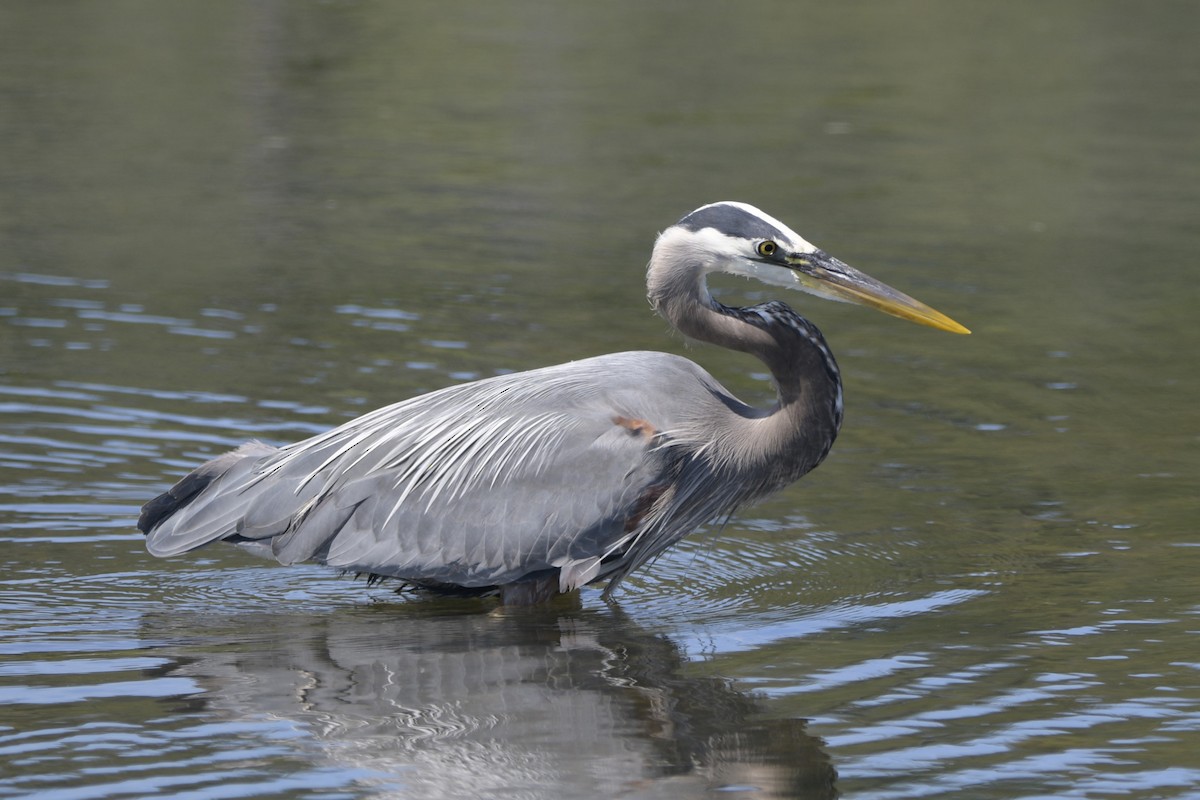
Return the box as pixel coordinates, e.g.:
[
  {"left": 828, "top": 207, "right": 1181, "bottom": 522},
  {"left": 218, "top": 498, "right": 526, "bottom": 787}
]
[
  {"left": 148, "top": 606, "right": 839, "bottom": 798},
  {"left": 140, "top": 202, "right": 968, "bottom": 603}
]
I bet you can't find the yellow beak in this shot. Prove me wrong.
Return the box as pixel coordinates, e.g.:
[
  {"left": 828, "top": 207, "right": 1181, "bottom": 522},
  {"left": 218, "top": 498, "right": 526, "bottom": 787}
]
[{"left": 789, "top": 252, "right": 970, "bottom": 335}]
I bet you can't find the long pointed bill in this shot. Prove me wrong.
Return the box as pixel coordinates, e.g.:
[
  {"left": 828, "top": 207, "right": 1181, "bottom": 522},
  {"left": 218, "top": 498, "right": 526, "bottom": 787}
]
[{"left": 788, "top": 251, "right": 971, "bottom": 334}]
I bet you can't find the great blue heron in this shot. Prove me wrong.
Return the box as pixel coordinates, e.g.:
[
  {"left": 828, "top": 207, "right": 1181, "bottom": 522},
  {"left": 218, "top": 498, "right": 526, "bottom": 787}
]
[{"left": 139, "top": 202, "right": 968, "bottom": 604}]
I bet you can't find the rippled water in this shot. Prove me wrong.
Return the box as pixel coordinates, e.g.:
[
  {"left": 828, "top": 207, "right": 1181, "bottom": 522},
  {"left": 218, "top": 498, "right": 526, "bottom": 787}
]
[{"left": 3, "top": 2, "right": 1199, "bottom": 798}]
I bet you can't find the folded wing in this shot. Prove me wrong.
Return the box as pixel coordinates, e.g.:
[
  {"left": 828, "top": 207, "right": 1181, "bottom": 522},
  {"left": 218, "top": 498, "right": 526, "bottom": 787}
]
[{"left": 142, "top": 353, "right": 708, "bottom": 590}]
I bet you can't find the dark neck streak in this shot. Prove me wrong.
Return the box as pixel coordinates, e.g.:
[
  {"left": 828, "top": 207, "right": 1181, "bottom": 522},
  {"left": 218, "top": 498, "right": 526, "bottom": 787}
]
[{"left": 650, "top": 267, "right": 843, "bottom": 490}]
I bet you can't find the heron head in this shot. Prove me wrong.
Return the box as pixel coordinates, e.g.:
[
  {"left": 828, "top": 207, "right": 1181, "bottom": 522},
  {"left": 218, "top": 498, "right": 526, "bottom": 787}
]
[{"left": 658, "top": 201, "right": 970, "bottom": 334}]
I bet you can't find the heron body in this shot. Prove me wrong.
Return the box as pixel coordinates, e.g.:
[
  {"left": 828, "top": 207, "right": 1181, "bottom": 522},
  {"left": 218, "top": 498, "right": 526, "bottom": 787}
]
[{"left": 140, "top": 202, "right": 967, "bottom": 604}]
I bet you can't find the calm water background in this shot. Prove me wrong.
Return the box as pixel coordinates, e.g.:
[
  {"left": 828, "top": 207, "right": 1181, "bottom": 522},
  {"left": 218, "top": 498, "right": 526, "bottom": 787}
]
[{"left": 2, "top": 2, "right": 1198, "bottom": 798}]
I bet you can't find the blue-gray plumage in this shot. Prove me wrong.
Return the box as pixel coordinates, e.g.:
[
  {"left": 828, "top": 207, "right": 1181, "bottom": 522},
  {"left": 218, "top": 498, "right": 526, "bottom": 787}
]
[{"left": 139, "top": 202, "right": 969, "bottom": 604}]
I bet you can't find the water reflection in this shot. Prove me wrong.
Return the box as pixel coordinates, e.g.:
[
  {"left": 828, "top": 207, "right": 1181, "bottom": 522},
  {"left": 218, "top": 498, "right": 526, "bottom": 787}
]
[
  {"left": 144, "top": 604, "right": 837, "bottom": 799},
  {"left": 4, "top": 1, "right": 1200, "bottom": 797}
]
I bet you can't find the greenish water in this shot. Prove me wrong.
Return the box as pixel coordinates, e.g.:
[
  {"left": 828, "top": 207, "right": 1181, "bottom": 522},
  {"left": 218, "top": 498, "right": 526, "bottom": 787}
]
[{"left": 2, "top": 2, "right": 1198, "bottom": 798}]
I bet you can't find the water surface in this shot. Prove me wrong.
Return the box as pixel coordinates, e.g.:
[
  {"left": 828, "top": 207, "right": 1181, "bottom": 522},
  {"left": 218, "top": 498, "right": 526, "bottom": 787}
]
[{"left": 2, "top": 2, "right": 1198, "bottom": 798}]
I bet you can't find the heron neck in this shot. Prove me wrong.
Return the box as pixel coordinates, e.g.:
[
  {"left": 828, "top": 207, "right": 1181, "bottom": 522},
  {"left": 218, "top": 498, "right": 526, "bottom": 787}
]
[{"left": 649, "top": 268, "right": 843, "bottom": 486}]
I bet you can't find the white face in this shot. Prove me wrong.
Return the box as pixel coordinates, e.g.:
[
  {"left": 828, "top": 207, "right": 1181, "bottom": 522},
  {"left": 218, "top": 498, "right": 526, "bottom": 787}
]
[{"left": 653, "top": 202, "right": 822, "bottom": 294}]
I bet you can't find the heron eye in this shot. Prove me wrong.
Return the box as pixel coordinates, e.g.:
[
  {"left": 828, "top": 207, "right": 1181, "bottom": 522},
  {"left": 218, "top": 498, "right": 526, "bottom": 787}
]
[{"left": 756, "top": 240, "right": 778, "bottom": 258}]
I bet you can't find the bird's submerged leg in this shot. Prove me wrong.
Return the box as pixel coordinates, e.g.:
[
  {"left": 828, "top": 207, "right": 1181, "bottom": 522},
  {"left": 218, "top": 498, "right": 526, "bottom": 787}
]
[{"left": 498, "top": 571, "right": 562, "bottom": 606}]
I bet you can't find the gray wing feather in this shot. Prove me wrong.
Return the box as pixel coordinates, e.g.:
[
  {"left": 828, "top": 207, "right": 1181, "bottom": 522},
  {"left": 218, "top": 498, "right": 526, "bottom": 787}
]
[{"left": 144, "top": 352, "right": 718, "bottom": 590}]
